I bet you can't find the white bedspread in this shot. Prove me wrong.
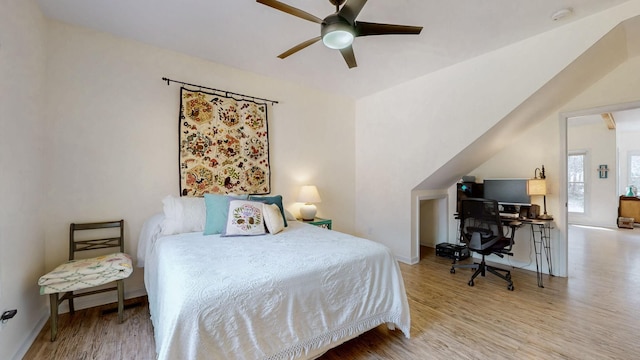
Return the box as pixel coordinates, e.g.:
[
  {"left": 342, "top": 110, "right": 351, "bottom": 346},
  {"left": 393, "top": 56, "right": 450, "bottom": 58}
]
[{"left": 144, "top": 221, "right": 410, "bottom": 360}]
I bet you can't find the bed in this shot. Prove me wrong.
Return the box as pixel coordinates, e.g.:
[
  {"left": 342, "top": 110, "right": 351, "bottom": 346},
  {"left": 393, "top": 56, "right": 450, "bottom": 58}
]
[{"left": 138, "top": 205, "right": 411, "bottom": 360}]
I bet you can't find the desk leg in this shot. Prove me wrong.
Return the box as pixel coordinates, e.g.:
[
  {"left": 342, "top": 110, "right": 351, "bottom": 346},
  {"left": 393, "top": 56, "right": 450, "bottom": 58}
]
[
  {"left": 542, "top": 223, "right": 554, "bottom": 276},
  {"left": 530, "top": 224, "right": 544, "bottom": 288}
]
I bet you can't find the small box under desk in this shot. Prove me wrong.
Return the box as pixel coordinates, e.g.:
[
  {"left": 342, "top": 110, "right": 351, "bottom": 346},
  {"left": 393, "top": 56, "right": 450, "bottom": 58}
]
[{"left": 435, "top": 243, "right": 470, "bottom": 261}]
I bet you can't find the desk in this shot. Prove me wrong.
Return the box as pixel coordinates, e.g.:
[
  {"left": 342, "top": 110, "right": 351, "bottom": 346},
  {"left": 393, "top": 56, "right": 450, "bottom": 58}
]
[
  {"left": 521, "top": 219, "right": 554, "bottom": 288},
  {"left": 499, "top": 217, "right": 553, "bottom": 288},
  {"left": 619, "top": 196, "right": 640, "bottom": 224},
  {"left": 456, "top": 214, "right": 554, "bottom": 288}
]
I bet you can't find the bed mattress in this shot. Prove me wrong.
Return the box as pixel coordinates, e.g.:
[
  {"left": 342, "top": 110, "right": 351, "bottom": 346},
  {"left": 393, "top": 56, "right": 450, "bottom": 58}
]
[{"left": 141, "top": 220, "right": 410, "bottom": 360}]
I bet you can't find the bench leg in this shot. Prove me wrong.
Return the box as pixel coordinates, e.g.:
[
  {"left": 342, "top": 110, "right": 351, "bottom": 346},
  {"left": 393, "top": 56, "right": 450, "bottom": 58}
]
[
  {"left": 49, "top": 293, "right": 59, "bottom": 342},
  {"left": 68, "top": 293, "right": 74, "bottom": 315},
  {"left": 117, "top": 280, "right": 124, "bottom": 323}
]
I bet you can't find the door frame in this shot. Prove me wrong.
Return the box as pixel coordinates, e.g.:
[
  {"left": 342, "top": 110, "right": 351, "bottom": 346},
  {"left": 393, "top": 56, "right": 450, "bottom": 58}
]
[{"left": 559, "top": 99, "right": 640, "bottom": 277}]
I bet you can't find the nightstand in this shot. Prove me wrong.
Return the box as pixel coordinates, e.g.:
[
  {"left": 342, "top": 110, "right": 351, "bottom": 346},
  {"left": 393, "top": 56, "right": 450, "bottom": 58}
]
[{"left": 299, "top": 217, "right": 332, "bottom": 230}]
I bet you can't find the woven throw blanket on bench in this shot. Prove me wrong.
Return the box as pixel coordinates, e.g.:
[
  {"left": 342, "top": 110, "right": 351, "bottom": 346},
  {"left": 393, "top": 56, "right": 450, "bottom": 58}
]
[{"left": 38, "top": 252, "right": 133, "bottom": 295}]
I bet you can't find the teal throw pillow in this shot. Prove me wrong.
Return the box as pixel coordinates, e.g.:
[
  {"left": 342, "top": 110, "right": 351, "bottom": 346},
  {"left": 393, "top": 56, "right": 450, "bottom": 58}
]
[
  {"left": 248, "top": 195, "right": 288, "bottom": 227},
  {"left": 204, "top": 194, "right": 248, "bottom": 235}
]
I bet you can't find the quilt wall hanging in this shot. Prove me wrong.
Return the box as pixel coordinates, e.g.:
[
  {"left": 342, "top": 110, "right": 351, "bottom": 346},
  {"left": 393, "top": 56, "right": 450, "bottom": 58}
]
[{"left": 179, "top": 87, "right": 270, "bottom": 196}]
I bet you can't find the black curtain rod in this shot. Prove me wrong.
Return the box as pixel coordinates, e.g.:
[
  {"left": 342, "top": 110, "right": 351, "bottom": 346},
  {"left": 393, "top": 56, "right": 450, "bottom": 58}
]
[{"left": 162, "top": 77, "right": 279, "bottom": 105}]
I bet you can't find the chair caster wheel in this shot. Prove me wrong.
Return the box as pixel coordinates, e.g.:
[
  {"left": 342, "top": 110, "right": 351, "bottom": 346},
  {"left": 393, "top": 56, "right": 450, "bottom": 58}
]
[
  {"left": 450, "top": 268, "right": 455, "bottom": 274},
  {"left": 507, "top": 284, "right": 514, "bottom": 291},
  {"left": 468, "top": 280, "right": 474, "bottom": 287}
]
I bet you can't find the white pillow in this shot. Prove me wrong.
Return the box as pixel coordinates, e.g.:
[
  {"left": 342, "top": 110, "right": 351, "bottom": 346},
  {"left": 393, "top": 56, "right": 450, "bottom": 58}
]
[
  {"left": 222, "top": 200, "right": 266, "bottom": 236},
  {"left": 284, "top": 209, "right": 297, "bottom": 222},
  {"left": 160, "top": 195, "right": 206, "bottom": 235},
  {"left": 263, "top": 203, "right": 285, "bottom": 234}
]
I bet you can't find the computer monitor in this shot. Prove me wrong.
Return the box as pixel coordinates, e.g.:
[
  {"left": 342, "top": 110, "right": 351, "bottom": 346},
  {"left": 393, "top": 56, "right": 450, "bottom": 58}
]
[{"left": 483, "top": 178, "right": 531, "bottom": 210}]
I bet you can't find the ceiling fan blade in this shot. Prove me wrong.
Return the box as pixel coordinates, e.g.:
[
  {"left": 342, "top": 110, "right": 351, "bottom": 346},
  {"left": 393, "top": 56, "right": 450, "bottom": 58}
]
[
  {"left": 339, "top": 45, "right": 357, "bottom": 68},
  {"left": 355, "top": 21, "right": 423, "bottom": 37},
  {"left": 257, "top": 0, "right": 322, "bottom": 24},
  {"left": 338, "top": 0, "right": 368, "bottom": 23},
  {"left": 277, "top": 36, "right": 322, "bottom": 59}
]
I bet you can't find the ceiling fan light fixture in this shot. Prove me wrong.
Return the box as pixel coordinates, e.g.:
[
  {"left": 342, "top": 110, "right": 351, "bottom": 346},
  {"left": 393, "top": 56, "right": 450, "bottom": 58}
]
[
  {"left": 322, "top": 29, "right": 354, "bottom": 49},
  {"left": 321, "top": 15, "right": 354, "bottom": 49},
  {"left": 258, "top": 0, "right": 424, "bottom": 68}
]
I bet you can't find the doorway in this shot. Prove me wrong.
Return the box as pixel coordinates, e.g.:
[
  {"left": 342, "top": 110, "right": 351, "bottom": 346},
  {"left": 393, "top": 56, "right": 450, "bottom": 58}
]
[
  {"left": 561, "top": 100, "right": 640, "bottom": 275},
  {"left": 418, "top": 196, "right": 448, "bottom": 258}
]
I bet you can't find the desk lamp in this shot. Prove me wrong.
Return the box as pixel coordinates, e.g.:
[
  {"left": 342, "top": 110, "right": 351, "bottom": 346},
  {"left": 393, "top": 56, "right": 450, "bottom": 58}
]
[
  {"left": 297, "top": 185, "right": 322, "bottom": 221},
  {"left": 527, "top": 165, "right": 553, "bottom": 220}
]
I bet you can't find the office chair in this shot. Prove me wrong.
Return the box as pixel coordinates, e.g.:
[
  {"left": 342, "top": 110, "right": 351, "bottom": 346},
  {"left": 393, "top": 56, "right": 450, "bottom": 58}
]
[
  {"left": 38, "top": 220, "right": 133, "bottom": 341},
  {"left": 450, "top": 199, "right": 520, "bottom": 290}
]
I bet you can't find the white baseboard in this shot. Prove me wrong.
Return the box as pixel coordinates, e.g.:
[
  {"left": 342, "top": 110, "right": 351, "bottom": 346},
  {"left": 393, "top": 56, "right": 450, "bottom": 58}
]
[
  {"left": 395, "top": 255, "right": 418, "bottom": 265},
  {"left": 11, "top": 307, "right": 49, "bottom": 360}
]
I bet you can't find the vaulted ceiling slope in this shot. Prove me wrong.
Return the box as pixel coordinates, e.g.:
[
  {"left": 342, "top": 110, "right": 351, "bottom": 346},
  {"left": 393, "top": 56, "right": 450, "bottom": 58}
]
[
  {"left": 36, "top": 0, "right": 629, "bottom": 99},
  {"left": 414, "top": 16, "right": 638, "bottom": 191}
]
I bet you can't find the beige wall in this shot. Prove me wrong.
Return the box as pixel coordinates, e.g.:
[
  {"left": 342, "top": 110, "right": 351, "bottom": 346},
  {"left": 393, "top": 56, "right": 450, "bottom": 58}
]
[
  {"left": 1, "top": 4, "right": 356, "bottom": 356},
  {"left": 619, "top": 130, "right": 640, "bottom": 194},
  {"left": 4, "top": 0, "right": 640, "bottom": 358},
  {"left": 41, "top": 20, "right": 356, "bottom": 310},
  {"left": 567, "top": 121, "right": 617, "bottom": 227},
  {"left": 460, "top": 115, "right": 560, "bottom": 272},
  {"left": 355, "top": 2, "right": 640, "bottom": 264},
  {"left": 0, "top": 1, "right": 47, "bottom": 359},
  {"left": 469, "top": 56, "right": 640, "bottom": 274}
]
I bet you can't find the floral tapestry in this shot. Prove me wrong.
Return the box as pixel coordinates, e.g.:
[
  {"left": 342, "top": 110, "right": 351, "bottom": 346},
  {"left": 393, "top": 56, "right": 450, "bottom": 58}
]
[{"left": 179, "top": 88, "right": 270, "bottom": 196}]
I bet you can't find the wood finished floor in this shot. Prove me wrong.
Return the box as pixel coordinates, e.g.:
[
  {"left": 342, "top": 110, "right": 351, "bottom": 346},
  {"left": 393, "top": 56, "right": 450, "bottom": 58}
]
[{"left": 24, "top": 225, "right": 640, "bottom": 359}]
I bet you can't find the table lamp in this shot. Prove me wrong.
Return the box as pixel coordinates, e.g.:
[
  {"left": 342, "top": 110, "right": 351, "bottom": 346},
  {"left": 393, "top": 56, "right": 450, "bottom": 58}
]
[
  {"left": 297, "top": 185, "right": 321, "bottom": 221},
  {"left": 527, "top": 165, "right": 552, "bottom": 220}
]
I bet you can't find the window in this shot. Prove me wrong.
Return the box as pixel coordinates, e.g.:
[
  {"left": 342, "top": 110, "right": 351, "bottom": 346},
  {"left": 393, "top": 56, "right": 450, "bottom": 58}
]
[
  {"left": 629, "top": 152, "right": 640, "bottom": 194},
  {"left": 568, "top": 152, "right": 586, "bottom": 213}
]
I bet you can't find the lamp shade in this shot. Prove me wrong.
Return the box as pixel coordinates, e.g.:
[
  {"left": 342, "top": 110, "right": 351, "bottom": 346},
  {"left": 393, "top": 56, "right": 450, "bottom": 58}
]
[
  {"left": 297, "top": 185, "right": 321, "bottom": 221},
  {"left": 527, "top": 179, "right": 547, "bottom": 196},
  {"left": 297, "top": 185, "right": 321, "bottom": 204}
]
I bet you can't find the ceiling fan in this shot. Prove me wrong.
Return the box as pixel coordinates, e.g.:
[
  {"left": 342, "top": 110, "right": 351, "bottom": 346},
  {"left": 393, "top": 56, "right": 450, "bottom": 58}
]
[{"left": 257, "top": 0, "right": 423, "bottom": 69}]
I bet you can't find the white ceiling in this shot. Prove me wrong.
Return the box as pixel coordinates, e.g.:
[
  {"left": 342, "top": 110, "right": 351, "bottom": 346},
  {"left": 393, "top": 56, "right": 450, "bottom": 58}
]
[
  {"left": 36, "top": 0, "right": 630, "bottom": 99},
  {"left": 569, "top": 108, "right": 640, "bottom": 132}
]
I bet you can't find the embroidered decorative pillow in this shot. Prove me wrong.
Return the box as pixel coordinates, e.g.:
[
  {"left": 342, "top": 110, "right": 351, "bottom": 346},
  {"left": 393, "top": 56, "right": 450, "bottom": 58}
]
[
  {"left": 263, "top": 203, "right": 285, "bottom": 234},
  {"left": 160, "top": 195, "right": 206, "bottom": 235},
  {"left": 222, "top": 200, "right": 266, "bottom": 236}
]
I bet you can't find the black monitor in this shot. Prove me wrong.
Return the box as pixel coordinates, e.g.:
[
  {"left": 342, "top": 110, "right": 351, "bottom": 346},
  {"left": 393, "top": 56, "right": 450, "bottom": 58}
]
[{"left": 483, "top": 178, "right": 531, "bottom": 210}]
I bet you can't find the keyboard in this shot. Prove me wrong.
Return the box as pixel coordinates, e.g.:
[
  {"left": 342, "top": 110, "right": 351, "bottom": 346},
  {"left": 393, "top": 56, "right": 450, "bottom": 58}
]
[{"left": 500, "top": 212, "right": 519, "bottom": 219}]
